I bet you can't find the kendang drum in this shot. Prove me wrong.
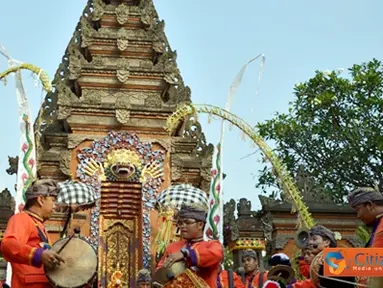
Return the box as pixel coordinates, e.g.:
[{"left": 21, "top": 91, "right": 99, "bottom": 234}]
[
  {"left": 162, "top": 269, "right": 210, "bottom": 288},
  {"left": 153, "top": 262, "right": 186, "bottom": 286},
  {"left": 45, "top": 236, "right": 98, "bottom": 288}
]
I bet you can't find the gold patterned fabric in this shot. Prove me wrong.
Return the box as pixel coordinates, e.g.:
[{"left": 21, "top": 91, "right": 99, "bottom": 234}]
[
  {"left": 309, "top": 251, "right": 323, "bottom": 288},
  {"left": 163, "top": 269, "right": 210, "bottom": 288}
]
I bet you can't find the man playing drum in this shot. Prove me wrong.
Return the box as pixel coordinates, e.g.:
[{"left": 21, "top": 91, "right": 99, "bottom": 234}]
[
  {"left": 1, "top": 179, "right": 64, "bottom": 288},
  {"left": 157, "top": 203, "right": 224, "bottom": 287}
]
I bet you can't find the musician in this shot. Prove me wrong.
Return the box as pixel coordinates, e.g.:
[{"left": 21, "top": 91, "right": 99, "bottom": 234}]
[
  {"left": 217, "top": 265, "right": 245, "bottom": 288},
  {"left": 1, "top": 179, "right": 64, "bottom": 288},
  {"left": 136, "top": 269, "right": 152, "bottom": 288},
  {"left": 241, "top": 249, "right": 268, "bottom": 288},
  {"left": 297, "top": 247, "right": 313, "bottom": 279},
  {"left": 287, "top": 225, "right": 355, "bottom": 288},
  {"left": 157, "top": 203, "right": 224, "bottom": 288},
  {"left": 348, "top": 187, "right": 383, "bottom": 287},
  {"left": 268, "top": 253, "right": 296, "bottom": 285},
  {"left": 269, "top": 253, "right": 291, "bottom": 267}
]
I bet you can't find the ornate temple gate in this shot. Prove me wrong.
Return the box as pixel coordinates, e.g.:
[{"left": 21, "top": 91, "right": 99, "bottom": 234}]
[
  {"left": 99, "top": 182, "right": 142, "bottom": 287},
  {"left": 33, "top": 0, "right": 213, "bottom": 286}
]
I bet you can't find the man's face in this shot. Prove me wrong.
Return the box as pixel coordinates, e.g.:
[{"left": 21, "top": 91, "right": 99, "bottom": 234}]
[
  {"left": 37, "top": 196, "right": 56, "bottom": 219},
  {"left": 355, "top": 203, "right": 376, "bottom": 225},
  {"left": 308, "top": 235, "right": 329, "bottom": 255},
  {"left": 242, "top": 256, "right": 258, "bottom": 274},
  {"left": 303, "top": 249, "right": 314, "bottom": 265},
  {"left": 177, "top": 218, "right": 204, "bottom": 240},
  {"left": 138, "top": 283, "right": 151, "bottom": 288}
]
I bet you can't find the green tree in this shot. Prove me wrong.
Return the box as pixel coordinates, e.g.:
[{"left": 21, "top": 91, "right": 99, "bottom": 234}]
[{"left": 257, "top": 59, "right": 383, "bottom": 203}]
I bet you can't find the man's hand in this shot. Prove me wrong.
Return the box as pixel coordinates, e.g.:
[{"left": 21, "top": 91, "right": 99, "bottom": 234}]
[
  {"left": 41, "top": 250, "right": 65, "bottom": 269},
  {"left": 163, "top": 252, "right": 185, "bottom": 268}
]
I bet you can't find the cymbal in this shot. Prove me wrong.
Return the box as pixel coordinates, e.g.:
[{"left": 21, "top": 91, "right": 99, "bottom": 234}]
[
  {"left": 153, "top": 262, "right": 186, "bottom": 285},
  {"left": 267, "top": 265, "right": 295, "bottom": 284}
]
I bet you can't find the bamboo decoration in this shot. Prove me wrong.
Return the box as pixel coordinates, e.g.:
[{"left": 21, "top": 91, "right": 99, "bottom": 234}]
[
  {"left": 0, "top": 63, "right": 52, "bottom": 93},
  {"left": 166, "top": 104, "right": 316, "bottom": 229}
]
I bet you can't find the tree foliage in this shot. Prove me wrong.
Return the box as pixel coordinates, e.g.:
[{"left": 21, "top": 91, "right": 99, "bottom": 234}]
[{"left": 257, "top": 59, "right": 383, "bottom": 203}]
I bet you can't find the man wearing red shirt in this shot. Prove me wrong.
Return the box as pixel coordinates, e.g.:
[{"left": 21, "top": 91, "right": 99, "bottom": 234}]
[
  {"left": 217, "top": 266, "right": 245, "bottom": 288},
  {"left": 242, "top": 249, "right": 268, "bottom": 288},
  {"left": 157, "top": 203, "right": 224, "bottom": 288},
  {"left": 1, "top": 179, "right": 64, "bottom": 288},
  {"left": 348, "top": 187, "right": 383, "bottom": 287}
]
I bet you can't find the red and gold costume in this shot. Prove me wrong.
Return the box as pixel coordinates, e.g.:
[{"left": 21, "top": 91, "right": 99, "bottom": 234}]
[
  {"left": 217, "top": 270, "right": 245, "bottom": 288},
  {"left": 157, "top": 237, "right": 224, "bottom": 288},
  {"left": 244, "top": 271, "right": 268, "bottom": 288},
  {"left": 163, "top": 269, "right": 211, "bottom": 288},
  {"left": 1, "top": 211, "right": 51, "bottom": 288},
  {"left": 297, "top": 257, "right": 310, "bottom": 279}
]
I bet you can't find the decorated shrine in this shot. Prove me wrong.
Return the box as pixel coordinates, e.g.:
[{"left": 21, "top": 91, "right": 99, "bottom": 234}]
[
  {"left": 27, "top": 0, "right": 213, "bottom": 286},
  {"left": 258, "top": 195, "right": 363, "bottom": 254},
  {"left": 223, "top": 198, "right": 266, "bottom": 269}
]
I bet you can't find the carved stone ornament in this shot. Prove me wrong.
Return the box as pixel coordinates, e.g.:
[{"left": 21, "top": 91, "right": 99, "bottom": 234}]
[
  {"left": 261, "top": 212, "right": 273, "bottom": 242},
  {"left": 82, "top": 90, "right": 103, "bottom": 105},
  {"left": 92, "top": 55, "right": 105, "bottom": 70},
  {"left": 170, "top": 156, "right": 183, "bottom": 181},
  {"left": 155, "top": 49, "right": 178, "bottom": 72},
  {"left": 6, "top": 156, "right": 18, "bottom": 175},
  {"left": 164, "top": 73, "right": 177, "bottom": 85},
  {"left": 116, "top": 58, "right": 130, "bottom": 83},
  {"left": 167, "top": 81, "right": 192, "bottom": 105},
  {"left": 117, "top": 28, "right": 129, "bottom": 51},
  {"left": 237, "top": 198, "right": 252, "bottom": 217},
  {"left": 224, "top": 199, "right": 236, "bottom": 226},
  {"left": 68, "top": 44, "right": 84, "bottom": 80},
  {"left": 56, "top": 81, "right": 78, "bottom": 106},
  {"left": 0, "top": 188, "right": 15, "bottom": 212},
  {"left": 92, "top": 0, "right": 106, "bottom": 21},
  {"left": 59, "top": 151, "right": 72, "bottom": 177},
  {"left": 149, "top": 19, "right": 165, "bottom": 40},
  {"left": 112, "top": 91, "right": 149, "bottom": 106},
  {"left": 153, "top": 41, "right": 165, "bottom": 53},
  {"left": 57, "top": 106, "right": 72, "bottom": 120},
  {"left": 80, "top": 17, "right": 95, "bottom": 38},
  {"left": 183, "top": 118, "right": 214, "bottom": 158},
  {"left": 140, "top": 0, "right": 155, "bottom": 26},
  {"left": 116, "top": 109, "right": 131, "bottom": 125},
  {"left": 115, "top": 4, "right": 129, "bottom": 25}
]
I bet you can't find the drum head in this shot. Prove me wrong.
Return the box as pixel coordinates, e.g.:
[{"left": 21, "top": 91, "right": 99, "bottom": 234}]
[
  {"left": 45, "top": 237, "right": 97, "bottom": 288},
  {"left": 153, "top": 262, "right": 185, "bottom": 285}
]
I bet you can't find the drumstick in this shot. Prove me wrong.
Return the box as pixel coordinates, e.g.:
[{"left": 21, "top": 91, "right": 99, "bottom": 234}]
[{"left": 57, "top": 228, "right": 80, "bottom": 254}]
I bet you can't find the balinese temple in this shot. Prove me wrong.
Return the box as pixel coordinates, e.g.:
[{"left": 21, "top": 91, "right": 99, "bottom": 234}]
[
  {"left": 0, "top": 1, "right": 365, "bottom": 287},
  {"left": 3, "top": 0, "right": 213, "bottom": 287}
]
